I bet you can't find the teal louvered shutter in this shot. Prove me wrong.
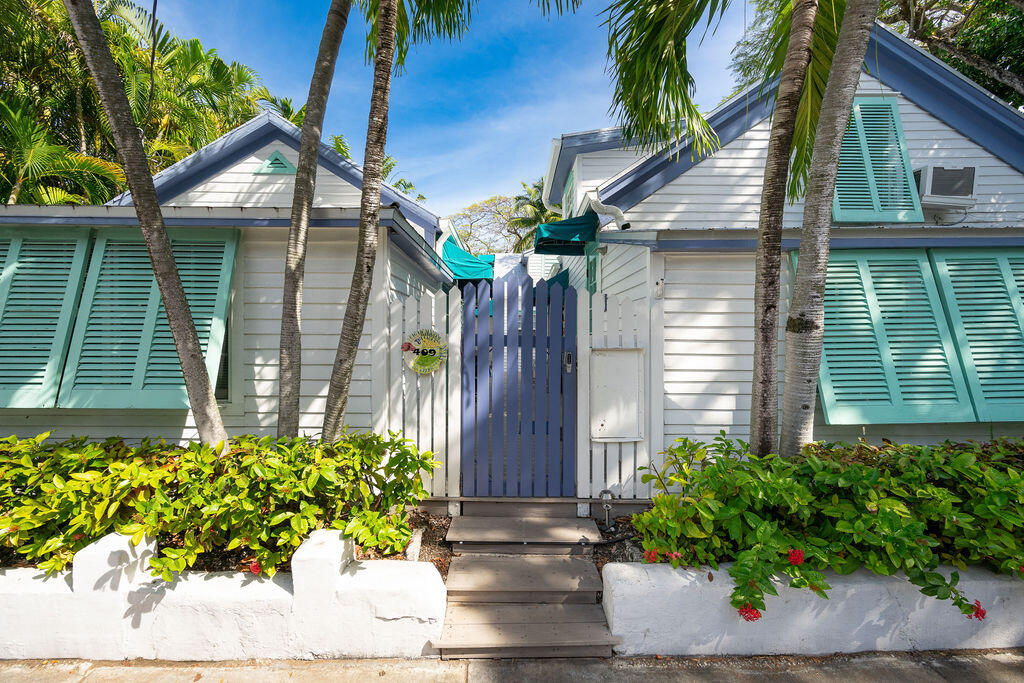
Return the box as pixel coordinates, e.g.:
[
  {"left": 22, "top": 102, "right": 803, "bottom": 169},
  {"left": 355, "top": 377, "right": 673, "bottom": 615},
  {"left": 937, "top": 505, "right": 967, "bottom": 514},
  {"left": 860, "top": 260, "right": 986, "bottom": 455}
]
[
  {"left": 930, "top": 249, "right": 1024, "bottom": 422},
  {"left": 833, "top": 98, "right": 924, "bottom": 224},
  {"left": 58, "top": 228, "right": 238, "bottom": 409},
  {"left": 0, "top": 228, "right": 91, "bottom": 408},
  {"left": 812, "top": 250, "right": 974, "bottom": 424}
]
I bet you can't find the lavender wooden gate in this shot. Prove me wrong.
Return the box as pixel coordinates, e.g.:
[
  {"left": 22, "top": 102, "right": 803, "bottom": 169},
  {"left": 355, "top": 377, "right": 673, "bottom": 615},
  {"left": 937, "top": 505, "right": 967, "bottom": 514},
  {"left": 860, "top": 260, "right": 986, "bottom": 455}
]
[{"left": 461, "top": 278, "right": 577, "bottom": 497}]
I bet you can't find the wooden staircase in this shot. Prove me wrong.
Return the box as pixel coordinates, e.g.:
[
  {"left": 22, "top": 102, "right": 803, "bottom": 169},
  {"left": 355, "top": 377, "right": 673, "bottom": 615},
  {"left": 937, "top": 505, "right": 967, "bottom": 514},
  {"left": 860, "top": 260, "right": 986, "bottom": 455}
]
[{"left": 431, "top": 507, "right": 619, "bottom": 659}]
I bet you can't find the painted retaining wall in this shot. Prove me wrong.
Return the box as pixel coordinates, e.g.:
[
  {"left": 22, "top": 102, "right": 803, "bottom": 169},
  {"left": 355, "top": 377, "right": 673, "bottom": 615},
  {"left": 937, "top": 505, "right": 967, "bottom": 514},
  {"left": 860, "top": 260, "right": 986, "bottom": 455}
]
[
  {"left": 0, "top": 531, "right": 446, "bottom": 660},
  {"left": 603, "top": 562, "right": 1024, "bottom": 656}
]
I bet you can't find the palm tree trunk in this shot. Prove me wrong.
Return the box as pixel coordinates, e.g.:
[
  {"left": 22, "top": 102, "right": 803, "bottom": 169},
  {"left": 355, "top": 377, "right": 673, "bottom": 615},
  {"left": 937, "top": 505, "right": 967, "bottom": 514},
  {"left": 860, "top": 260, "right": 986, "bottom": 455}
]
[
  {"left": 321, "top": 0, "right": 398, "bottom": 441},
  {"left": 779, "top": 0, "right": 881, "bottom": 457},
  {"left": 278, "top": 0, "right": 352, "bottom": 437},
  {"left": 7, "top": 177, "right": 23, "bottom": 205},
  {"left": 749, "top": 0, "right": 820, "bottom": 456},
  {"left": 62, "top": 0, "right": 229, "bottom": 447}
]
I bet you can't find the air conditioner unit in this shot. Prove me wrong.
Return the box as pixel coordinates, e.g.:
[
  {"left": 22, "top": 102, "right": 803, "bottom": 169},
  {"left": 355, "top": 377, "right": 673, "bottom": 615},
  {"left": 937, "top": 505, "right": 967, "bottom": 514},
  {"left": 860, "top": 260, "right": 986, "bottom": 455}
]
[{"left": 914, "top": 165, "right": 977, "bottom": 209}]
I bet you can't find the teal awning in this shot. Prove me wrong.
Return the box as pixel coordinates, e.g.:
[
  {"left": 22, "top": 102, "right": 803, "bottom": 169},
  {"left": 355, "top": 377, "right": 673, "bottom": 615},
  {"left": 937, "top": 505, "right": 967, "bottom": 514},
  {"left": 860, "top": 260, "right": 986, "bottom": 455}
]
[
  {"left": 547, "top": 269, "right": 570, "bottom": 288},
  {"left": 441, "top": 235, "right": 493, "bottom": 280},
  {"left": 534, "top": 212, "right": 600, "bottom": 255}
]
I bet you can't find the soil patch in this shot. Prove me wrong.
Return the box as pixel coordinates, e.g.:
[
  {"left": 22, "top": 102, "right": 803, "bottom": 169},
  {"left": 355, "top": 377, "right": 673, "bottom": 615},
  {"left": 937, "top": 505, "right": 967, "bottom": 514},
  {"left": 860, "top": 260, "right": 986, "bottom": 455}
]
[
  {"left": 157, "top": 534, "right": 290, "bottom": 574},
  {"left": 0, "top": 544, "right": 33, "bottom": 569},
  {"left": 354, "top": 511, "right": 453, "bottom": 580},
  {"left": 594, "top": 515, "right": 643, "bottom": 575}
]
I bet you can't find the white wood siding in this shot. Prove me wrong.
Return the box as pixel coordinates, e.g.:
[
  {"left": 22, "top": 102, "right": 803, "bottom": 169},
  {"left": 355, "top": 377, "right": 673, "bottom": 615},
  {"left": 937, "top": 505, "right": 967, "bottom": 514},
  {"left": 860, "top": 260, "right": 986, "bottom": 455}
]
[
  {"left": 560, "top": 254, "right": 588, "bottom": 290},
  {"left": 526, "top": 253, "right": 560, "bottom": 281},
  {"left": 389, "top": 246, "right": 440, "bottom": 299},
  {"left": 624, "top": 74, "right": 1024, "bottom": 230},
  {"left": 0, "top": 227, "right": 372, "bottom": 442},
  {"left": 600, "top": 243, "right": 649, "bottom": 300},
  {"left": 660, "top": 252, "right": 1022, "bottom": 449},
  {"left": 165, "top": 143, "right": 363, "bottom": 208},
  {"left": 574, "top": 148, "right": 646, "bottom": 195}
]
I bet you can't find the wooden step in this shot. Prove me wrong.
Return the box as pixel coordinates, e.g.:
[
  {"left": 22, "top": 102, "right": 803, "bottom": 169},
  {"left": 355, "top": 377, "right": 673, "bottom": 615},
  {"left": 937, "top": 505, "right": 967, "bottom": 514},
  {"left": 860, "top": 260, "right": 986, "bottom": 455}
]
[
  {"left": 447, "top": 516, "right": 600, "bottom": 554},
  {"left": 445, "top": 555, "right": 601, "bottom": 603},
  {"left": 462, "top": 500, "right": 579, "bottom": 518},
  {"left": 432, "top": 603, "right": 618, "bottom": 659}
]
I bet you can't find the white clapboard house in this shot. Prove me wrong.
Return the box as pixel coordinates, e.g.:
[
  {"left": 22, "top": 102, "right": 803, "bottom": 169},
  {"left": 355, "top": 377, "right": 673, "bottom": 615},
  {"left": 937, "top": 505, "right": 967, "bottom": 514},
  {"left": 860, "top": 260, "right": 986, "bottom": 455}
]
[{"left": 540, "top": 21, "right": 1024, "bottom": 496}]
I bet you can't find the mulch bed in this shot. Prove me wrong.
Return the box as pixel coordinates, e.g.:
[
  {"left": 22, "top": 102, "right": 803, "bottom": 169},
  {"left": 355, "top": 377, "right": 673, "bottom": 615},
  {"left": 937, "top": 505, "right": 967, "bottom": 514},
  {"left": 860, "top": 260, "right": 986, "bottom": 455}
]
[
  {"left": 0, "top": 544, "right": 32, "bottom": 569},
  {"left": 353, "top": 510, "right": 454, "bottom": 580},
  {"left": 593, "top": 515, "right": 643, "bottom": 575},
  {"left": 157, "top": 533, "right": 291, "bottom": 574}
]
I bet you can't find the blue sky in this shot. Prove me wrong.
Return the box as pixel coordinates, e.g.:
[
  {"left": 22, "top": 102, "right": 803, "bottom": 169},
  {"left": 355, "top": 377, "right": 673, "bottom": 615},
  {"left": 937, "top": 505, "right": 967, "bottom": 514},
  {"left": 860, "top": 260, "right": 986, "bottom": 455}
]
[{"left": 160, "top": 1, "right": 754, "bottom": 215}]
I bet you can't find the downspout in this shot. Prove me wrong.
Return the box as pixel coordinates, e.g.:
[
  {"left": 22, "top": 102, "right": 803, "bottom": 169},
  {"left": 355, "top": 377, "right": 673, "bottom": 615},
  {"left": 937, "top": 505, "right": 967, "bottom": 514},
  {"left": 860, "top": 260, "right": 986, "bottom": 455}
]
[{"left": 584, "top": 190, "right": 631, "bottom": 231}]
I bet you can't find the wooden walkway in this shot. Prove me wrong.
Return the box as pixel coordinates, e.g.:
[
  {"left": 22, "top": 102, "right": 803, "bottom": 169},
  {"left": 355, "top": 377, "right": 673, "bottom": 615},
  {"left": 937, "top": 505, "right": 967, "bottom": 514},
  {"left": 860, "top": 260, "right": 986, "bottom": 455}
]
[{"left": 431, "top": 512, "right": 619, "bottom": 659}]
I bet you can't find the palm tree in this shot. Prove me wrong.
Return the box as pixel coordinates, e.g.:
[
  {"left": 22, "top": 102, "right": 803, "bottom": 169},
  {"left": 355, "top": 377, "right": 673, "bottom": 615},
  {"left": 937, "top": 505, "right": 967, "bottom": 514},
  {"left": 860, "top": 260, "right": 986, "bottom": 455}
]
[
  {"left": 603, "top": 0, "right": 821, "bottom": 456},
  {"left": 510, "top": 178, "right": 559, "bottom": 253},
  {"left": 278, "top": 0, "right": 352, "bottom": 438},
  {"left": 61, "top": 0, "right": 229, "bottom": 447},
  {"left": 0, "top": 96, "right": 124, "bottom": 204},
  {"left": 322, "top": 0, "right": 401, "bottom": 441},
  {"left": 321, "top": 0, "right": 474, "bottom": 440},
  {"left": 780, "top": 0, "right": 881, "bottom": 456}
]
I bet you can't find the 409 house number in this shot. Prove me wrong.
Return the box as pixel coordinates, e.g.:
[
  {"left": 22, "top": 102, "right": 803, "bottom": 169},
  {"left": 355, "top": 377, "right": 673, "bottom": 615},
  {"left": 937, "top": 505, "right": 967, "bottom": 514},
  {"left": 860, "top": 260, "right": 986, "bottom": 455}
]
[{"left": 401, "top": 329, "right": 448, "bottom": 375}]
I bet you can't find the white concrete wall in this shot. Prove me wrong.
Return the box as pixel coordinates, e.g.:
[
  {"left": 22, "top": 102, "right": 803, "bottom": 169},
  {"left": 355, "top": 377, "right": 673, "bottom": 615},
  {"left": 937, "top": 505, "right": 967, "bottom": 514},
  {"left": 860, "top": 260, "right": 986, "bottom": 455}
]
[
  {"left": 0, "top": 226, "right": 373, "bottom": 442},
  {"left": 603, "top": 562, "right": 1024, "bottom": 656},
  {"left": 622, "top": 74, "right": 1024, "bottom": 230},
  {"left": 164, "top": 142, "right": 363, "bottom": 208},
  {"left": 0, "top": 531, "right": 446, "bottom": 660}
]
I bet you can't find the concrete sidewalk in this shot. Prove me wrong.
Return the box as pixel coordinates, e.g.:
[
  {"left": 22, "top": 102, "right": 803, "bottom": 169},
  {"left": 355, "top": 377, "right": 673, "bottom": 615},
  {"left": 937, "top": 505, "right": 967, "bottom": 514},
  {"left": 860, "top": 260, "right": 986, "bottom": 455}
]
[{"left": 1, "top": 650, "right": 1022, "bottom": 682}]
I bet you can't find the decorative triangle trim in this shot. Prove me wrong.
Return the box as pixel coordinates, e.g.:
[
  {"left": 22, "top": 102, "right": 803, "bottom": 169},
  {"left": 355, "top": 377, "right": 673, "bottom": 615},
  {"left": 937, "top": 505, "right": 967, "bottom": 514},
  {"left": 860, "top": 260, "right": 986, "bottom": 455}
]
[{"left": 254, "top": 149, "right": 296, "bottom": 175}]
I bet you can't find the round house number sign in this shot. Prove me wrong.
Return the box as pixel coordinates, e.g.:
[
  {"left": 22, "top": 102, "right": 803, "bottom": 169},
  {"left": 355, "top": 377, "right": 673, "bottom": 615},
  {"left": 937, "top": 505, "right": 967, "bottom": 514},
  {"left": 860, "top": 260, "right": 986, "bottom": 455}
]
[{"left": 401, "top": 329, "right": 448, "bottom": 375}]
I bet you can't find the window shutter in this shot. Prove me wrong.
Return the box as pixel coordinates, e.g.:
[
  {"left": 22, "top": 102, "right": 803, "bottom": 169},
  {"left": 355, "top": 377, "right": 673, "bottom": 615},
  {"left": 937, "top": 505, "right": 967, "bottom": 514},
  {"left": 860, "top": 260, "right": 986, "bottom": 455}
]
[
  {"left": 58, "top": 228, "right": 238, "bottom": 409},
  {"left": 0, "top": 228, "right": 91, "bottom": 408},
  {"left": 814, "top": 250, "right": 974, "bottom": 424},
  {"left": 585, "top": 241, "right": 598, "bottom": 294},
  {"left": 833, "top": 98, "right": 924, "bottom": 224},
  {"left": 930, "top": 249, "right": 1024, "bottom": 422}
]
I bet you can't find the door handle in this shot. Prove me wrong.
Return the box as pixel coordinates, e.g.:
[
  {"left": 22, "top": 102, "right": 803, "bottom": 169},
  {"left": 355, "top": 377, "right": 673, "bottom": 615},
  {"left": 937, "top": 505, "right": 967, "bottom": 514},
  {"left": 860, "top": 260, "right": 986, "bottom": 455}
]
[{"left": 563, "top": 351, "right": 573, "bottom": 374}]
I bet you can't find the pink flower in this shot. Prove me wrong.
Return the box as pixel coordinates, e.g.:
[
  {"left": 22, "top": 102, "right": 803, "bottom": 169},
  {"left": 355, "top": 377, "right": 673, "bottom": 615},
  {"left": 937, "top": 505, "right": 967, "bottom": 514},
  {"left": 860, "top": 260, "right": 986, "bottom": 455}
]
[
  {"left": 401, "top": 342, "right": 414, "bottom": 352},
  {"left": 643, "top": 549, "right": 659, "bottom": 563},
  {"left": 966, "top": 600, "right": 986, "bottom": 621},
  {"left": 738, "top": 604, "right": 762, "bottom": 622},
  {"left": 249, "top": 561, "right": 262, "bottom": 575},
  {"left": 72, "top": 534, "right": 84, "bottom": 542},
  {"left": 787, "top": 549, "right": 805, "bottom": 566}
]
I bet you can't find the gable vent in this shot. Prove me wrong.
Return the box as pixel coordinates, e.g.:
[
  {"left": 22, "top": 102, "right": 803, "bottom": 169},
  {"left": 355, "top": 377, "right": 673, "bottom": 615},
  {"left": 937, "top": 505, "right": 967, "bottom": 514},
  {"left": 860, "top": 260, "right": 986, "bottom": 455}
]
[{"left": 254, "top": 150, "right": 297, "bottom": 175}]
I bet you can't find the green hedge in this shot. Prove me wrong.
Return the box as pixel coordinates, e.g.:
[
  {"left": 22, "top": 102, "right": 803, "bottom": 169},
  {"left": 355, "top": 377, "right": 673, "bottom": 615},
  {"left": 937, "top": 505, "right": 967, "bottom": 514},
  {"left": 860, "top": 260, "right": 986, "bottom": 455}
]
[
  {"left": 0, "top": 432, "right": 437, "bottom": 578},
  {"left": 633, "top": 435, "right": 1024, "bottom": 621}
]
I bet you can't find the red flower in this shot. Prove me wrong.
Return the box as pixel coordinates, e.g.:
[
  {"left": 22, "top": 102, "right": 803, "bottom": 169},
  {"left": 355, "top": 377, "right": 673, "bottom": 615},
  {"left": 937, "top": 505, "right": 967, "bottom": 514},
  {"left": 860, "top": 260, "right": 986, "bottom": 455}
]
[
  {"left": 72, "top": 534, "right": 84, "bottom": 542},
  {"left": 738, "top": 604, "right": 762, "bottom": 622},
  {"left": 966, "top": 600, "right": 986, "bottom": 621},
  {"left": 401, "top": 342, "right": 414, "bottom": 352},
  {"left": 643, "top": 549, "right": 659, "bottom": 563},
  {"left": 787, "top": 549, "right": 805, "bottom": 566},
  {"left": 249, "top": 561, "right": 262, "bottom": 575}
]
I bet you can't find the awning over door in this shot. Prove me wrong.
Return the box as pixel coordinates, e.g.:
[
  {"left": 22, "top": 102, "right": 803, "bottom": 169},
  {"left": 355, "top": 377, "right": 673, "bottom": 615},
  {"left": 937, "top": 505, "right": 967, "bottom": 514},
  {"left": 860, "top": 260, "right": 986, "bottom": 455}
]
[
  {"left": 534, "top": 212, "right": 600, "bottom": 255},
  {"left": 440, "top": 235, "right": 493, "bottom": 280}
]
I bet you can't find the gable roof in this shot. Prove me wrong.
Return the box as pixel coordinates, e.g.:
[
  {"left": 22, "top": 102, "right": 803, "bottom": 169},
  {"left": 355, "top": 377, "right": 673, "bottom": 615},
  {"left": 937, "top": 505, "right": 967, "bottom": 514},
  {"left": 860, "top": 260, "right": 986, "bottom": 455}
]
[
  {"left": 549, "top": 22, "right": 1024, "bottom": 214},
  {"left": 108, "top": 110, "right": 440, "bottom": 236},
  {"left": 542, "top": 126, "right": 627, "bottom": 207}
]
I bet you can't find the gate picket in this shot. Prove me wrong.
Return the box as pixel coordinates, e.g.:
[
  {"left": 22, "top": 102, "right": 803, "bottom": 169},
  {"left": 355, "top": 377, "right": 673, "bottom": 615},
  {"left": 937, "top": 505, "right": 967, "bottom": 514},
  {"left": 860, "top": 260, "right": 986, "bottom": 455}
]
[
  {"left": 474, "top": 281, "right": 491, "bottom": 496},
  {"left": 562, "top": 287, "right": 577, "bottom": 497},
  {"left": 533, "top": 279, "right": 549, "bottom": 495},
  {"left": 519, "top": 280, "right": 535, "bottom": 496},
  {"left": 461, "top": 284, "right": 477, "bottom": 494},
  {"left": 546, "top": 283, "right": 563, "bottom": 496},
  {"left": 505, "top": 279, "right": 521, "bottom": 497},
  {"left": 491, "top": 279, "right": 506, "bottom": 496}
]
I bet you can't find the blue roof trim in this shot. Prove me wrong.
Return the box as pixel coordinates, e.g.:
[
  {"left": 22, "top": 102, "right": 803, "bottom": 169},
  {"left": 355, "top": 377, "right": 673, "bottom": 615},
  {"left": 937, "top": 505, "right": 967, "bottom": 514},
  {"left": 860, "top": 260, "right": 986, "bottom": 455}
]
[
  {"left": 866, "top": 23, "right": 1024, "bottom": 176},
  {"left": 108, "top": 110, "right": 441, "bottom": 239},
  {"left": 599, "top": 87, "right": 776, "bottom": 212},
  {"left": 389, "top": 227, "right": 454, "bottom": 285},
  {"left": 596, "top": 22, "right": 1024, "bottom": 213},
  {"left": 546, "top": 128, "right": 627, "bottom": 206},
  {"left": 598, "top": 236, "right": 1024, "bottom": 251}
]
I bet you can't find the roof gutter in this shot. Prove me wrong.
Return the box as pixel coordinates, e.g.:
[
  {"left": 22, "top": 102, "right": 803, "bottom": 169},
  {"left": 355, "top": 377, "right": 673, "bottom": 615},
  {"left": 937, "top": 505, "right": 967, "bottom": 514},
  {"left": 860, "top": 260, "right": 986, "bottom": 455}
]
[
  {"left": 584, "top": 190, "right": 630, "bottom": 231},
  {"left": 542, "top": 138, "right": 564, "bottom": 215}
]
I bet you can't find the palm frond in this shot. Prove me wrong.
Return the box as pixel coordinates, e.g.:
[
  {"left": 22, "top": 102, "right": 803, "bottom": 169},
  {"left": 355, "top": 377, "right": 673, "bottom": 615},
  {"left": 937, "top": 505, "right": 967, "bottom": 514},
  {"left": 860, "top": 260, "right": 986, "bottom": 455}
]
[{"left": 604, "top": 0, "right": 730, "bottom": 156}]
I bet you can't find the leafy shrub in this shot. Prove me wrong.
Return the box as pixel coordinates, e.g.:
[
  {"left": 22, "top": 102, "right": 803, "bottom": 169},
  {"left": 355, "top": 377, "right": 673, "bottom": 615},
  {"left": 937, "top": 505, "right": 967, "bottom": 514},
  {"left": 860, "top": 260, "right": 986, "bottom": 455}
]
[
  {"left": 0, "top": 431, "right": 437, "bottom": 578},
  {"left": 633, "top": 434, "right": 1024, "bottom": 620}
]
